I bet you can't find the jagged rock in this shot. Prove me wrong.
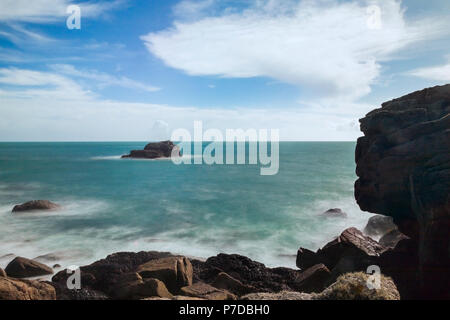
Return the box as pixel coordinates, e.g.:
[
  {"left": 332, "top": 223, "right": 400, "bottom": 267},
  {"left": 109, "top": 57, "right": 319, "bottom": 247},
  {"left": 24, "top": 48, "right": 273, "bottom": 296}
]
[
  {"left": 293, "top": 264, "right": 330, "bottom": 293},
  {"left": 211, "top": 272, "right": 255, "bottom": 296},
  {"left": 379, "top": 229, "right": 409, "bottom": 249},
  {"left": 52, "top": 251, "right": 173, "bottom": 298},
  {"left": 241, "top": 291, "right": 314, "bottom": 300},
  {"left": 5, "top": 257, "right": 53, "bottom": 278},
  {"left": 180, "top": 282, "right": 237, "bottom": 300},
  {"left": 0, "top": 277, "right": 56, "bottom": 300},
  {"left": 111, "top": 273, "right": 172, "bottom": 300},
  {"left": 193, "top": 253, "right": 302, "bottom": 293},
  {"left": 355, "top": 84, "right": 450, "bottom": 299},
  {"left": 50, "top": 282, "right": 110, "bottom": 300},
  {"left": 321, "top": 208, "right": 347, "bottom": 218},
  {"left": 297, "top": 228, "right": 385, "bottom": 272},
  {"left": 137, "top": 256, "right": 193, "bottom": 294},
  {"left": 317, "top": 272, "right": 400, "bottom": 300},
  {"left": 12, "top": 200, "right": 60, "bottom": 213},
  {"left": 122, "top": 140, "right": 180, "bottom": 159},
  {"left": 363, "top": 215, "right": 397, "bottom": 238}
]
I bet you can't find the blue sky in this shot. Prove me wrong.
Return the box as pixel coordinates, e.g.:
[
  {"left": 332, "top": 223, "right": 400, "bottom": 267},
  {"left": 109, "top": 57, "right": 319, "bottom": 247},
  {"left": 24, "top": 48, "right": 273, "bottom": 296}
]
[{"left": 0, "top": 0, "right": 449, "bottom": 141}]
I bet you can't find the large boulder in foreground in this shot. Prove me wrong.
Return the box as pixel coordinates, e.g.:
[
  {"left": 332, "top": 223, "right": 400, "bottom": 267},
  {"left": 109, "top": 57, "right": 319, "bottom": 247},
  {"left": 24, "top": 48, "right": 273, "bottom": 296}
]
[
  {"left": 52, "top": 251, "right": 173, "bottom": 298},
  {"left": 0, "top": 277, "right": 56, "bottom": 300},
  {"left": 355, "top": 84, "right": 450, "bottom": 299},
  {"left": 193, "top": 253, "right": 313, "bottom": 294},
  {"left": 12, "top": 200, "right": 60, "bottom": 213},
  {"left": 136, "top": 256, "right": 193, "bottom": 294},
  {"left": 5, "top": 257, "right": 53, "bottom": 278},
  {"left": 297, "top": 228, "right": 385, "bottom": 274},
  {"left": 122, "top": 140, "right": 180, "bottom": 159},
  {"left": 242, "top": 272, "right": 400, "bottom": 300},
  {"left": 317, "top": 272, "right": 400, "bottom": 300}
]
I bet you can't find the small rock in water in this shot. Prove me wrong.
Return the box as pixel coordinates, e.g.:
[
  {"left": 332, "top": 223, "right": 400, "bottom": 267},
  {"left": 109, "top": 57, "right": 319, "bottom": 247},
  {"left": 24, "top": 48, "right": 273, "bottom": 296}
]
[
  {"left": 321, "top": 208, "right": 347, "bottom": 218},
  {"left": 12, "top": 200, "right": 61, "bottom": 213}
]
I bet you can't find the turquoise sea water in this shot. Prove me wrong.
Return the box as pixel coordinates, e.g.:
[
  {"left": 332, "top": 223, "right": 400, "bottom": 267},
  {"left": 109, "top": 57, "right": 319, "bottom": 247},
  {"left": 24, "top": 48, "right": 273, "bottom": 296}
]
[{"left": 0, "top": 142, "right": 372, "bottom": 270}]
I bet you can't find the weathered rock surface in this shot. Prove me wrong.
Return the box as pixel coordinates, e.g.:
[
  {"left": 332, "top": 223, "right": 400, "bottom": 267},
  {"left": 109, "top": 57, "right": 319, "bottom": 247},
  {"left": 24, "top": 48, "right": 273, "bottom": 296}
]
[
  {"left": 379, "top": 229, "right": 409, "bottom": 249},
  {"left": 122, "top": 140, "right": 180, "bottom": 159},
  {"left": 12, "top": 200, "right": 60, "bottom": 212},
  {"left": 0, "top": 277, "right": 56, "bottom": 300},
  {"left": 317, "top": 272, "right": 400, "bottom": 300},
  {"left": 5, "top": 257, "right": 53, "bottom": 278},
  {"left": 111, "top": 273, "right": 172, "bottom": 300},
  {"left": 293, "top": 263, "right": 330, "bottom": 293},
  {"left": 321, "top": 208, "right": 347, "bottom": 218},
  {"left": 137, "top": 256, "right": 193, "bottom": 294},
  {"left": 242, "top": 272, "right": 400, "bottom": 300},
  {"left": 355, "top": 84, "right": 450, "bottom": 299},
  {"left": 211, "top": 272, "right": 255, "bottom": 296},
  {"left": 193, "top": 253, "right": 316, "bottom": 293},
  {"left": 180, "top": 282, "right": 237, "bottom": 300},
  {"left": 363, "top": 215, "right": 397, "bottom": 238},
  {"left": 297, "top": 228, "right": 385, "bottom": 277},
  {"left": 241, "top": 291, "right": 314, "bottom": 300},
  {"left": 52, "top": 251, "right": 173, "bottom": 299}
]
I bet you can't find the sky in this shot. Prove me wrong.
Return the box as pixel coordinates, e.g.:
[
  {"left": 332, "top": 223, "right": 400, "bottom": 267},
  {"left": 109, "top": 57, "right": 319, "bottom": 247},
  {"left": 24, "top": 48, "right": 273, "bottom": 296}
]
[{"left": 0, "top": 0, "right": 449, "bottom": 141}]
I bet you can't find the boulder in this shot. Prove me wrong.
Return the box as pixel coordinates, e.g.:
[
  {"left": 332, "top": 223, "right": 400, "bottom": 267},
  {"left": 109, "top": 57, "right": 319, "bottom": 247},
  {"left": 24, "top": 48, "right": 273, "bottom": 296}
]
[
  {"left": 317, "top": 272, "right": 400, "bottom": 300},
  {"left": 292, "top": 264, "right": 330, "bottom": 293},
  {"left": 12, "top": 200, "right": 60, "bottom": 213},
  {"left": 51, "top": 251, "right": 173, "bottom": 298},
  {"left": 5, "top": 257, "right": 53, "bottom": 278},
  {"left": 137, "top": 256, "right": 193, "bottom": 294},
  {"left": 321, "top": 208, "right": 347, "bottom": 218},
  {"left": 363, "top": 215, "right": 397, "bottom": 238},
  {"left": 122, "top": 140, "right": 180, "bottom": 159},
  {"left": 193, "top": 253, "right": 302, "bottom": 293},
  {"left": 211, "top": 272, "right": 255, "bottom": 296},
  {"left": 111, "top": 273, "right": 172, "bottom": 300},
  {"left": 180, "top": 282, "right": 236, "bottom": 300},
  {"left": 379, "top": 229, "right": 409, "bottom": 249},
  {"left": 297, "top": 228, "right": 385, "bottom": 272},
  {"left": 0, "top": 277, "right": 56, "bottom": 300},
  {"left": 355, "top": 84, "right": 450, "bottom": 299}
]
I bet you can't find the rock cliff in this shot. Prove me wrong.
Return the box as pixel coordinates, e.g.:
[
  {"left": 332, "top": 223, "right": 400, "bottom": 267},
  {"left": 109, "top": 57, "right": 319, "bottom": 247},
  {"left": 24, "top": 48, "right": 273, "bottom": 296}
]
[{"left": 355, "top": 84, "right": 450, "bottom": 299}]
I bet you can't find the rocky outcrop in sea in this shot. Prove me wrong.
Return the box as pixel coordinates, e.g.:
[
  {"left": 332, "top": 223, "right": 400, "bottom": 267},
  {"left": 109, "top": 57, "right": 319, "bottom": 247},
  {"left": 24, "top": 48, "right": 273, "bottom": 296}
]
[{"left": 121, "top": 140, "right": 180, "bottom": 159}]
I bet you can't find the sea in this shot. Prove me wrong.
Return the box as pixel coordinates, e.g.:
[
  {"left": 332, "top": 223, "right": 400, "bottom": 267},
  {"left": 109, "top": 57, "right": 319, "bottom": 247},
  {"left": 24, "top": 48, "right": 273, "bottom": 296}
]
[{"left": 0, "top": 142, "right": 373, "bottom": 271}]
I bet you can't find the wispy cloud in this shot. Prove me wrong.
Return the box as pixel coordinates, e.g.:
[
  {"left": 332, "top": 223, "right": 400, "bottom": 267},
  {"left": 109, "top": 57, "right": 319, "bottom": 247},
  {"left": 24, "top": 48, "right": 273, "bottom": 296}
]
[
  {"left": 142, "top": 0, "right": 449, "bottom": 101},
  {"left": 408, "top": 57, "right": 450, "bottom": 82},
  {"left": 0, "top": 66, "right": 366, "bottom": 141},
  {"left": 0, "top": 67, "right": 92, "bottom": 100},
  {"left": 50, "top": 64, "right": 161, "bottom": 92},
  {"left": 0, "top": 0, "right": 126, "bottom": 23}
]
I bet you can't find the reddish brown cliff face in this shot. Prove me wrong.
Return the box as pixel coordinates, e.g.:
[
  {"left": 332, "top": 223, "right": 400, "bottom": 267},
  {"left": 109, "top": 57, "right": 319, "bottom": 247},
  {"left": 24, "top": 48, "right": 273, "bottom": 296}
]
[{"left": 355, "top": 84, "right": 450, "bottom": 299}]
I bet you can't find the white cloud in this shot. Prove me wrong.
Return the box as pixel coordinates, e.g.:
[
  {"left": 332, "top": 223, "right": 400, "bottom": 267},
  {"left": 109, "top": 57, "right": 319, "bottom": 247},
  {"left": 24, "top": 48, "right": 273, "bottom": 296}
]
[
  {"left": 50, "top": 64, "right": 161, "bottom": 92},
  {"left": 142, "top": 0, "right": 448, "bottom": 101},
  {"left": 0, "top": 0, "right": 125, "bottom": 23},
  {"left": 0, "top": 67, "right": 92, "bottom": 100},
  {"left": 0, "top": 67, "right": 368, "bottom": 141},
  {"left": 408, "top": 58, "right": 450, "bottom": 82},
  {"left": 173, "top": 0, "right": 215, "bottom": 20}
]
